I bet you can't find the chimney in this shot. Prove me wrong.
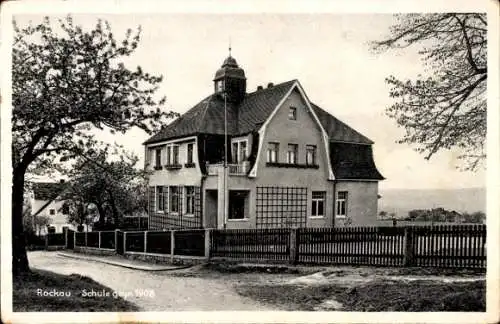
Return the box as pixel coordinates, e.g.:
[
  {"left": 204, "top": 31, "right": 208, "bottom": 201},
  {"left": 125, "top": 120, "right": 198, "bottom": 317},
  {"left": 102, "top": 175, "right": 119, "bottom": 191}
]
[
  {"left": 257, "top": 85, "right": 263, "bottom": 91},
  {"left": 267, "top": 82, "right": 274, "bottom": 88}
]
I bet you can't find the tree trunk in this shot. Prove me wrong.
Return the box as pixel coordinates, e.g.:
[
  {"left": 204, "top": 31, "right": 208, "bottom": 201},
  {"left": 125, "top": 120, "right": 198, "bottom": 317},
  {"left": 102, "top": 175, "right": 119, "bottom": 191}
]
[
  {"left": 96, "top": 203, "right": 106, "bottom": 225},
  {"left": 12, "top": 167, "right": 30, "bottom": 276},
  {"left": 107, "top": 190, "right": 120, "bottom": 225}
]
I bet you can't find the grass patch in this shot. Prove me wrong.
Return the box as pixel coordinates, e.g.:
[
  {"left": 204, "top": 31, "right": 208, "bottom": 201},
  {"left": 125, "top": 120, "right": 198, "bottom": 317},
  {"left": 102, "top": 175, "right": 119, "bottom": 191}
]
[
  {"left": 236, "top": 279, "right": 486, "bottom": 311},
  {"left": 13, "top": 269, "right": 139, "bottom": 312}
]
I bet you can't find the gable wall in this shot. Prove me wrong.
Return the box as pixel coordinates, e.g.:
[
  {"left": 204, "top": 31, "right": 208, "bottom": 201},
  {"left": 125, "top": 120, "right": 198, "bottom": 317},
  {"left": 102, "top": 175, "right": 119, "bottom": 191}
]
[
  {"left": 256, "top": 88, "right": 331, "bottom": 185},
  {"left": 254, "top": 88, "right": 334, "bottom": 227},
  {"left": 31, "top": 199, "right": 75, "bottom": 234}
]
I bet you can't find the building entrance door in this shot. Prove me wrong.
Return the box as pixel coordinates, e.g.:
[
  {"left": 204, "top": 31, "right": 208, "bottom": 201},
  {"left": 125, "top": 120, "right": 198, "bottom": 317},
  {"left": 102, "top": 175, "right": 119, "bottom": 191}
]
[{"left": 205, "top": 190, "right": 218, "bottom": 228}]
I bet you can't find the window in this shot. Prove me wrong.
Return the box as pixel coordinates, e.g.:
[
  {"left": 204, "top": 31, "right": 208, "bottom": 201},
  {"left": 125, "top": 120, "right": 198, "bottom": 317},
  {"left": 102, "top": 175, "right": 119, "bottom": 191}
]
[
  {"left": 170, "top": 186, "right": 179, "bottom": 213},
  {"left": 231, "top": 142, "right": 238, "bottom": 163},
  {"left": 62, "top": 205, "right": 70, "bottom": 215},
  {"left": 306, "top": 145, "right": 317, "bottom": 165},
  {"left": 185, "top": 186, "right": 195, "bottom": 215},
  {"left": 49, "top": 209, "right": 55, "bottom": 215},
  {"left": 267, "top": 142, "right": 279, "bottom": 163},
  {"left": 287, "top": 144, "right": 298, "bottom": 164},
  {"left": 187, "top": 143, "right": 194, "bottom": 164},
  {"left": 336, "top": 191, "right": 348, "bottom": 217},
  {"left": 288, "top": 106, "right": 297, "bottom": 120},
  {"left": 166, "top": 144, "right": 179, "bottom": 165},
  {"left": 228, "top": 191, "right": 248, "bottom": 220},
  {"left": 311, "top": 191, "right": 325, "bottom": 218},
  {"left": 231, "top": 140, "right": 248, "bottom": 163},
  {"left": 239, "top": 141, "right": 247, "bottom": 162},
  {"left": 156, "top": 186, "right": 165, "bottom": 212},
  {"left": 216, "top": 80, "right": 224, "bottom": 92},
  {"left": 155, "top": 147, "right": 162, "bottom": 169},
  {"left": 47, "top": 226, "right": 56, "bottom": 234}
]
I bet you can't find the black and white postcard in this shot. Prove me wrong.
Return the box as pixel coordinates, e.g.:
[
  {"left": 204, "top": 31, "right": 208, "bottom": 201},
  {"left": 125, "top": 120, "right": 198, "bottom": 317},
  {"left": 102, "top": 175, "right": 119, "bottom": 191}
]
[{"left": 1, "top": 0, "right": 498, "bottom": 323}]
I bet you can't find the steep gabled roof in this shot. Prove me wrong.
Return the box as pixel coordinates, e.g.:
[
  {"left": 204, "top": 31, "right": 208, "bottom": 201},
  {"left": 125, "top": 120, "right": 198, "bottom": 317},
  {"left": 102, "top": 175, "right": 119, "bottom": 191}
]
[
  {"left": 144, "top": 79, "right": 374, "bottom": 145},
  {"left": 143, "top": 95, "right": 239, "bottom": 144},
  {"left": 237, "top": 80, "right": 297, "bottom": 134}
]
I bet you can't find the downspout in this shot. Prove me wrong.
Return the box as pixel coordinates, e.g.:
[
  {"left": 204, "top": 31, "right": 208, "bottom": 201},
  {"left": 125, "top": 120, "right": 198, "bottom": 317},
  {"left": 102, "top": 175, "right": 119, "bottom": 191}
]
[
  {"left": 332, "top": 180, "right": 336, "bottom": 227},
  {"left": 223, "top": 87, "right": 228, "bottom": 229},
  {"left": 200, "top": 174, "right": 206, "bottom": 229}
]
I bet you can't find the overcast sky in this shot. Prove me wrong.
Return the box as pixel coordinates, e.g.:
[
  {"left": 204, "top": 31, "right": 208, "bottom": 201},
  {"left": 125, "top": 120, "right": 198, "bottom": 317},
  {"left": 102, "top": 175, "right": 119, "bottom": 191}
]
[{"left": 14, "top": 12, "right": 486, "bottom": 190}]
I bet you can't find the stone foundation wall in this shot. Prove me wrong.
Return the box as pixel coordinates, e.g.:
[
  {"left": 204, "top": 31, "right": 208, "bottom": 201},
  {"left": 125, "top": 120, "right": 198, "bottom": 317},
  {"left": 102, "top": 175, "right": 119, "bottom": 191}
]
[
  {"left": 124, "top": 252, "right": 207, "bottom": 266},
  {"left": 73, "top": 246, "right": 116, "bottom": 256},
  {"left": 46, "top": 245, "right": 66, "bottom": 251}
]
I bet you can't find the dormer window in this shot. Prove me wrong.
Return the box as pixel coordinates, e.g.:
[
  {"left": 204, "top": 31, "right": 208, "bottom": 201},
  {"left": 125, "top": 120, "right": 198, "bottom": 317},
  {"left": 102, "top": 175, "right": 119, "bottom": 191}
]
[
  {"left": 288, "top": 107, "right": 297, "bottom": 120},
  {"left": 215, "top": 80, "right": 224, "bottom": 93},
  {"left": 231, "top": 139, "right": 248, "bottom": 163}
]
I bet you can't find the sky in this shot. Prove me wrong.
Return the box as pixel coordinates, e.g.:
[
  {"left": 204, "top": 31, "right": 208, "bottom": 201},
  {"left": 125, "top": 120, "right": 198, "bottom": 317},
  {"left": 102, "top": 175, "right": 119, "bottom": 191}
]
[{"left": 13, "top": 12, "right": 487, "bottom": 190}]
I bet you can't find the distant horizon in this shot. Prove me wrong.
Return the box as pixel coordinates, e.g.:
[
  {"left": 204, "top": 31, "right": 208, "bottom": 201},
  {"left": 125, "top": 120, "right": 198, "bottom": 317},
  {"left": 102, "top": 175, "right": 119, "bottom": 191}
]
[{"left": 379, "top": 186, "right": 486, "bottom": 191}]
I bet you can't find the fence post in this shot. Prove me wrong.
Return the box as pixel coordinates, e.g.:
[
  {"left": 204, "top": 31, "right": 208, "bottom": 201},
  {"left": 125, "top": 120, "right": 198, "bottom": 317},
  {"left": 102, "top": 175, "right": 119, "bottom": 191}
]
[
  {"left": 170, "top": 230, "right": 175, "bottom": 262},
  {"left": 289, "top": 228, "right": 299, "bottom": 265},
  {"left": 64, "top": 228, "right": 68, "bottom": 249},
  {"left": 204, "top": 229, "right": 211, "bottom": 259},
  {"left": 74, "top": 230, "right": 77, "bottom": 247},
  {"left": 403, "top": 226, "right": 415, "bottom": 266},
  {"left": 114, "top": 229, "right": 119, "bottom": 253},
  {"left": 123, "top": 232, "right": 127, "bottom": 254},
  {"left": 144, "top": 231, "right": 148, "bottom": 253},
  {"left": 45, "top": 234, "right": 49, "bottom": 250},
  {"left": 98, "top": 231, "right": 102, "bottom": 249},
  {"left": 85, "top": 230, "right": 88, "bottom": 247}
]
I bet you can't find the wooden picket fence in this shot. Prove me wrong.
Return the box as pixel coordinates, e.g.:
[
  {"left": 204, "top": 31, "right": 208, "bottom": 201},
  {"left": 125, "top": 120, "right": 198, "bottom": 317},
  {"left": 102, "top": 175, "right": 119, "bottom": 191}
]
[
  {"left": 69, "top": 224, "right": 486, "bottom": 269},
  {"left": 210, "top": 228, "right": 290, "bottom": 262},
  {"left": 210, "top": 224, "right": 486, "bottom": 269}
]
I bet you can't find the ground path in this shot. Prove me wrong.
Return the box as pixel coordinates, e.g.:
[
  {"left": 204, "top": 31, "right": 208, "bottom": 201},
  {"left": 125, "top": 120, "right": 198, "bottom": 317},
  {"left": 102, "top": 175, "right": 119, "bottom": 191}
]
[{"left": 28, "top": 251, "right": 276, "bottom": 311}]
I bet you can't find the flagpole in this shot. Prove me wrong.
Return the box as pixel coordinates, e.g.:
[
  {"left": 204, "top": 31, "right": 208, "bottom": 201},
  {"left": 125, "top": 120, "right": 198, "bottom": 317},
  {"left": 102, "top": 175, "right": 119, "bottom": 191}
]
[{"left": 223, "top": 87, "right": 228, "bottom": 229}]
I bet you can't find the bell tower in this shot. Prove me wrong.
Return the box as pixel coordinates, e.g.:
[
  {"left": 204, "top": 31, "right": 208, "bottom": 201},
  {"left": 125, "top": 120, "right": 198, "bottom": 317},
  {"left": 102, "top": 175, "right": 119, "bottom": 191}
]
[{"left": 213, "top": 48, "right": 246, "bottom": 103}]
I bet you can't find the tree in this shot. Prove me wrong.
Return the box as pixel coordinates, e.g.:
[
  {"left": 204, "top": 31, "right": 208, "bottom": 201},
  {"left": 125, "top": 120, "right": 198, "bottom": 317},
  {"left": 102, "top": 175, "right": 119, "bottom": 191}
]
[
  {"left": 12, "top": 16, "right": 176, "bottom": 275},
  {"left": 22, "top": 204, "right": 34, "bottom": 235},
  {"left": 62, "top": 199, "right": 92, "bottom": 230},
  {"left": 462, "top": 211, "right": 486, "bottom": 223},
  {"left": 373, "top": 14, "right": 487, "bottom": 170},
  {"left": 59, "top": 148, "right": 150, "bottom": 229},
  {"left": 33, "top": 215, "right": 52, "bottom": 236},
  {"left": 378, "top": 210, "right": 388, "bottom": 219}
]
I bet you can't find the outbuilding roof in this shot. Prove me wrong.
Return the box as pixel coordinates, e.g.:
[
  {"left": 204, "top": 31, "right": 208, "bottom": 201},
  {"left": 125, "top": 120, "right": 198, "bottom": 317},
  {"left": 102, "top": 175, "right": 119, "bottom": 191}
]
[{"left": 32, "top": 182, "right": 66, "bottom": 201}]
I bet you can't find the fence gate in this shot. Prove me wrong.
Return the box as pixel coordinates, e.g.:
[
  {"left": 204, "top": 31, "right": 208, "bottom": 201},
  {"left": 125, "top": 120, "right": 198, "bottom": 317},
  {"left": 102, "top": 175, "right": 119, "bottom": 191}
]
[
  {"left": 66, "top": 229, "right": 75, "bottom": 249},
  {"left": 116, "top": 231, "right": 124, "bottom": 255}
]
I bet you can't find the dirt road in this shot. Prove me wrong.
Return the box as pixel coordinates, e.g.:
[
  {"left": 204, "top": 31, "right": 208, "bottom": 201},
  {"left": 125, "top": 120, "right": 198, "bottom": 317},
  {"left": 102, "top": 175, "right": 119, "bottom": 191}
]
[{"left": 28, "top": 251, "right": 276, "bottom": 311}]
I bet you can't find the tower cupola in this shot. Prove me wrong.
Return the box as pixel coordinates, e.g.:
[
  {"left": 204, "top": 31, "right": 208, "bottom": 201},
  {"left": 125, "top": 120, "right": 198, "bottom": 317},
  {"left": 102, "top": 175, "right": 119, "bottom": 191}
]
[{"left": 213, "top": 49, "right": 246, "bottom": 103}]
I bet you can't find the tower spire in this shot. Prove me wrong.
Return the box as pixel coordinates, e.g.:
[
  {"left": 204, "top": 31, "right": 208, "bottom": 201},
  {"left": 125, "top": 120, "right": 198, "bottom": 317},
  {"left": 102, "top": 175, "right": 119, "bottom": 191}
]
[{"left": 228, "top": 37, "right": 232, "bottom": 57}]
